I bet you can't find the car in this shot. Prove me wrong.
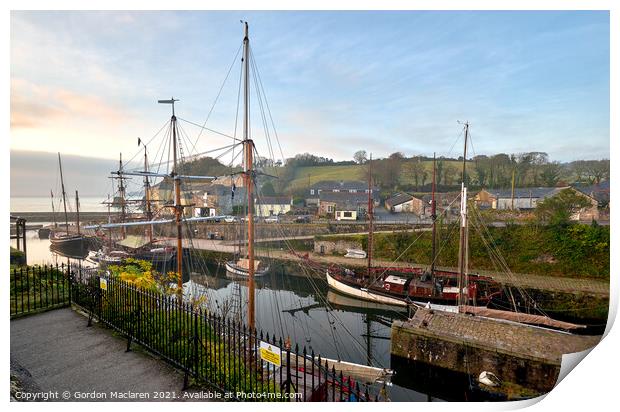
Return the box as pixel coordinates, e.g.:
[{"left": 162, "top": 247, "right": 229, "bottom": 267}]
[
  {"left": 224, "top": 216, "right": 238, "bottom": 223},
  {"left": 264, "top": 215, "right": 280, "bottom": 223},
  {"left": 295, "top": 215, "right": 311, "bottom": 223}
]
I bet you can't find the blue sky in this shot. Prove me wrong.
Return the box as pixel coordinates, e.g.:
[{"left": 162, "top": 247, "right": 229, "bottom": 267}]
[{"left": 10, "top": 10, "right": 610, "bottom": 168}]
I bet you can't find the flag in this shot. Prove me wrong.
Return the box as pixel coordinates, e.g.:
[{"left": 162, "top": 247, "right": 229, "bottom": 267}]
[
  {"left": 138, "top": 137, "right": 142, "bottom": 146},
  {"left": 231, "top": 182, "right": 236, "bottom": 199}
]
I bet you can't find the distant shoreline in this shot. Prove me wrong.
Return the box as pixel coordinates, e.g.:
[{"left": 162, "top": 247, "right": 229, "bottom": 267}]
[{"left": 10, "top": 211, "right": 109, "bottom": 223}]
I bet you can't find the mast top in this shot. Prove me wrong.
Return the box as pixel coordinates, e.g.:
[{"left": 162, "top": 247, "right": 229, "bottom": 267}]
[
  {"left": 158, "top": 97, "right": 179, "bottom": 117},
  {"left": 242, "top": 20, "right": 249, "bottom": 39}
]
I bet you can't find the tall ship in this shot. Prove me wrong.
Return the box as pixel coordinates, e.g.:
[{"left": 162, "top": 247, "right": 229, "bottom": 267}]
[{"left": 326, "top": 124, "right": 503, "bottom": 309}]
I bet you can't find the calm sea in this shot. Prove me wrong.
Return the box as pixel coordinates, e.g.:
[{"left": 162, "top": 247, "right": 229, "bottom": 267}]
[{"left": 10, "top": 197, "right": 108, "bottom": 213}]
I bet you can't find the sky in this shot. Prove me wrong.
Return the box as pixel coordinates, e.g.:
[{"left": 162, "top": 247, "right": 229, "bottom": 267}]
[{"left": 9, "top": 10, "right": 610, "bottom": 196}]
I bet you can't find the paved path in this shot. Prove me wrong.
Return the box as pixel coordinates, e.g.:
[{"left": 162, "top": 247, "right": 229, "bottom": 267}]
[{"left": 10, "top": 309, "right": 209, "bottom": 402}]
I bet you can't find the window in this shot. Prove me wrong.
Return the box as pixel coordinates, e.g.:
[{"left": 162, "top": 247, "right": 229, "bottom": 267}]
[
  {"left": 343, "top": 211, "right": 353, "bottom": 218},
  {"left": 310, "top": 189, "right": 315, "bottom": 195},
  {"left": 327, "top": 205, "right": 335, "bottom": 213}
]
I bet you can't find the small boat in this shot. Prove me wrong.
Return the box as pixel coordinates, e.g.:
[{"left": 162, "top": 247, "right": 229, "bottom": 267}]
[
  {"left": 38, "top": 227, "right": 51, "bottom": 239},
  {"left": 225, "top": 258, "right": 269, "bottom": 277},
  {"left": 134, "top": 246, "right": 176, "bottom": 264},
  {"left": 49, "top": 155, "right": 89, "bottom": 248},
  {"left": 344, "top": 249, "right": 367, "bottom": 259},
  {"left": 88, "top": 249, "right": 131, "bottom": 265},
  {"left": 478, "top": 371, "right": 501, "bottom": 387},
  {"left": 49, "top": 231, "right": 86, "bottom": 247}
]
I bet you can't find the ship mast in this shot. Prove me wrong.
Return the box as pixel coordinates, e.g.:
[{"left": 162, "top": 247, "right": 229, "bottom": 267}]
[
  {"left": 142, "top": 142, "right": 153, "bottom": 243},
  {"left": 50, "top": 190, "right": 58, "bottom": 228},
  {"left": 367, "top": 154, "right": 373, "bottom": 279},
  {"left": 457, "top": 122, "right": 470, "bottom": 308},
  {"left": 118, "top": 153, "right": 127, "bottom": 239},
  {"left": 107, "top": 194, "right": 112, "bottom": 249},
  {"left": 57, "top": 153, "right": 69, "bottom": 235},
  {"left": 242, "top": 21, "right": 256, "bottom": 332},
  {"left": 158, "top": 97, "right": 184, "bottom": 294},
  {"left": 75, "top": 190, "right": 80, "bottom": 235},
  {"left": 430, "top": 152, "right": 437, "bottom": 293}
]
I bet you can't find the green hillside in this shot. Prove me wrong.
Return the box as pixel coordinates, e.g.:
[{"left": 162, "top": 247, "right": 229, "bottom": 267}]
[
  {"left": 285, "top": 160, "right": 472, "bottom": 191},
  {"left": 288, "top": 165, "right": 364, "bottom": 190}
]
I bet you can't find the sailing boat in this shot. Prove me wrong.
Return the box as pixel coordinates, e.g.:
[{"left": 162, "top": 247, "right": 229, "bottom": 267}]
[
  {"left": 326, "top": 124, "right": 503, "bottom": 309},
  {"left": 224, "top": 22, "right": 269, "bottom": 279},
  {"left": 49, "top": 153, "right": 89, "bottom": 249}
]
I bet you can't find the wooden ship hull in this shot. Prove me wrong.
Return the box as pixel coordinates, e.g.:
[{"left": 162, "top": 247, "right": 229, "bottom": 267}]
[{"left": 326, "top": 266, "right": 502, "bottom": 309}]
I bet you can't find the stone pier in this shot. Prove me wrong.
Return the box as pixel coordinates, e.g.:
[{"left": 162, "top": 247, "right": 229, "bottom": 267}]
[{"left": 391, "top": 308, "right": 600, "bottom": 397}]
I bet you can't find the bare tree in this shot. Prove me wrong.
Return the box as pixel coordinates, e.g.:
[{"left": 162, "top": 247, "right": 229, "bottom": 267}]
[{"left": 353, "top": 150, "right": 368, "bottom": 165}]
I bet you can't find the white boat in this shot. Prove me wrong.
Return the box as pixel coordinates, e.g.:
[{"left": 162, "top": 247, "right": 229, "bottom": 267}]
[
  {"left": 88, "top": 249, "right": 131, "bottom": 265},
  {"left": 326, "top": 270, "right": 407, "bottom": 307},
  {"left": 478, "top": 371, "right": 501, "bottom": 387},
  {"left": 344, "top": 249, "right": 367, "bottom": 259},
  {"left": 225, "top": 258, "right": 269, "bottom": 277}
]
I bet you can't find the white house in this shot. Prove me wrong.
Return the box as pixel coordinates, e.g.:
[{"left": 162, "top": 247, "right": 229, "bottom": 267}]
[{"left": 255, "top": 196, "right": 293, "bottom": 216}]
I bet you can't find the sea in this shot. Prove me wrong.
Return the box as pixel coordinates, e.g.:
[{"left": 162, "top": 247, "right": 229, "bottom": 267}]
[{"left": 11, "top": 196, "right": 108, "bottom": 213}]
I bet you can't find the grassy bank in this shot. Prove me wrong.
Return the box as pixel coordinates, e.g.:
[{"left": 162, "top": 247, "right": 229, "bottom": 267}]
[{"left": 319, "top": 223, "right": 609, "bottom": 279}]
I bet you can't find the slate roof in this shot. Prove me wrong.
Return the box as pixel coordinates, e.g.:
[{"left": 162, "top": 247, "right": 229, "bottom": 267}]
[
  {"left": 385, "top": 193, "right": 415, "bottom": 207},
  {"left": 572, "top": 181, "right": 610, "bottom": 205},
  {"left": 482, "top": 187, "right": 568, "bottom": 200},
  {"left": 256, "top": 196, "right": 292, "bottom": 205},
  {"left": 310, "top": 180, "right": 378, "bottom": 192},
  {"left": 319, "top": 191, "right": 372, "bottom": 209}
]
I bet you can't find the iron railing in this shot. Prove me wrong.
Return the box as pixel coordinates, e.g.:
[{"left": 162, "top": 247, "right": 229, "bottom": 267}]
[
  {"left": 10, "top": 265, "right": 71, "bottom": 317},
  {"left": 10, "top": 265, "right": 380, "bottom": 401}
]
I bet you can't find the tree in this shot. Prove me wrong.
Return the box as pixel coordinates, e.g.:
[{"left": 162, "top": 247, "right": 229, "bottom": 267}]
[
  {"left": 353, "top": 150, "right": 368, "bottom": 165},
  {"left": 260, "top": 181, "right": 276, "bottom": 196},
  {"left": 535, "top": 189, "right": 591, "bottom": 226},
  {"left": 585, "top": 160, "right": 610, "bottom": 184},
  {"left": 540, "top": 162, "right": 563, "bottom": 187},
  {"left": 372, "top": 156, "right": 403, "bottom": 191},
  {"left": 403, "top": 160, "right": 426, "bottom": 190}
]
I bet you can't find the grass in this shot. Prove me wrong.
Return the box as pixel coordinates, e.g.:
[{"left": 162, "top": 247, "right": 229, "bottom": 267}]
[
  {"left": 284, "top": 160, "right": 475, "bottom": 191},
  {"left": 288, "top": 165, "right": 364, "bottom": 190}
]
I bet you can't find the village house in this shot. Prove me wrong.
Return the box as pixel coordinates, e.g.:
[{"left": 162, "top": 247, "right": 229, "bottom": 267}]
[
  {"left": 306, "top": 180, "right": 377, "bottom": 206},
  {"left": 255, "top": 196, "right": 293, "bottom": 216},
  {"left": 385, "top": 193, "right": 425, "bottom": 214},
  {"left": 191, "top": 184, "right": 248, "bottom": 217},
  {"left": 318, "top": 191, "right": 379, "bottom": 220},
  {"left": 474, "top": 187, "right": 569, "bottom": 210},
  {"left": 570, "top": 181, "right": 609, "bottom": 222}
]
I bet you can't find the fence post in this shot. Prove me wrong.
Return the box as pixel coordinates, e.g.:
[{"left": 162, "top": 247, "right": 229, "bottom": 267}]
[
  {"left": 126, "top": 301, "right": 134, "bottom": 352},
  {"left": 324, "top": 360, "right": 329, "bottom": 401},
  {"left": 285, "top": 341, "right": 292, "bottom": 401}
]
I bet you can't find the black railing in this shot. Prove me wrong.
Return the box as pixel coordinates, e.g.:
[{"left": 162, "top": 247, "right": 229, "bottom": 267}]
[
  {"left": 10, "top": 265, "right": 71, "bottom": 317},
  {"left": 10, "top": 265, "right": 379, "bottom": 401}
]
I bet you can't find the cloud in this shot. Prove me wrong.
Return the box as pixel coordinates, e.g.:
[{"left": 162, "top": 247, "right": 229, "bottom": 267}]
[{"left": 11, "top": 78, "right": 129, "bottom": 130}]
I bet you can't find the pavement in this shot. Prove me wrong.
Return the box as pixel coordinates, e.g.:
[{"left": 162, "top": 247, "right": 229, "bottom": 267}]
[{"left": 10, "top": 308, "right": 213, "bottom": 402}]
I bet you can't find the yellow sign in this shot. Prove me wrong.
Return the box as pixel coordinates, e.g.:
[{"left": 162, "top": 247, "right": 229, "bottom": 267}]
[
  {"left": 99, "top": 278, "right": 108, "bottom": 291},
  {"left": 259, "top": 341, "right": 281, "bottom": 367}
]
